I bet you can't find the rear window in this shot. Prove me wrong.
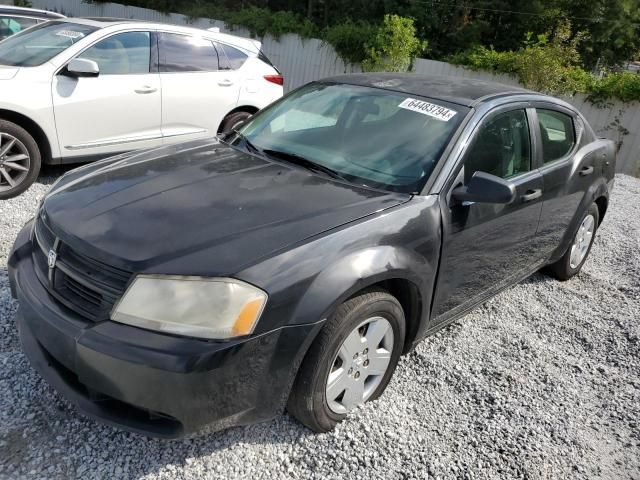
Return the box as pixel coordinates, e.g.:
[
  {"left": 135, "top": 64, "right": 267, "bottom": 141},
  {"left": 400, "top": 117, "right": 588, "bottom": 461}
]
[
  {"left": 217, "top": 43, "right": 248, "bottom": 70},
  {"left": 537, "top": 109, "right": 576, "bottom": 163},
  {"left": 159, "top": 32, "right": 219, "bottom": 72}
]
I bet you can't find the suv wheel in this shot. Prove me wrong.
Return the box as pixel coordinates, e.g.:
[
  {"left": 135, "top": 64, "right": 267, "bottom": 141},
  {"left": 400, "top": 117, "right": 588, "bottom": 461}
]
[
  {"left": 0, "top": 120, "right": 41, "bottom": 200},
  {"left": 547, "top": 202, "right": 599, "bottom": 281},
  {"left": 287, "top": 289, "right": 405, "bottom": 432},
  {"left": 219, "top": 111, "right": 253, "bottom": 135}
]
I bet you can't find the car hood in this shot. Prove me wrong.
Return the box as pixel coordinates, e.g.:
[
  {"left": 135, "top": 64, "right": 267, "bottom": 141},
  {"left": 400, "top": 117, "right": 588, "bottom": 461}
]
[
  {"left": 0, "top": 66, "right": 19, "bottom": 80},
  {"left": 42, "top": 140, "right": 409, "bottom": 275}
]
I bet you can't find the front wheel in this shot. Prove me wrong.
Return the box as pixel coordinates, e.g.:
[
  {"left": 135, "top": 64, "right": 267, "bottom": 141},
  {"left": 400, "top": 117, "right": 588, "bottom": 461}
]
[
  {"left": 0, "top": 120, "right": 41, "bottom": 200},
  {"left": 287, "top": 289, "right": 405, "bottom": 432},
  {"left": 547, "top": 202, "right": 599, "bottom": 281}
]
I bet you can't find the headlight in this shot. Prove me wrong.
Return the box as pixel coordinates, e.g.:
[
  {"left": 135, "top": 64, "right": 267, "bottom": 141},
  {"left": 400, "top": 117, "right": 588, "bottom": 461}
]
[{"left": 111, "top": 276, "right": 267, "bottom": 339}]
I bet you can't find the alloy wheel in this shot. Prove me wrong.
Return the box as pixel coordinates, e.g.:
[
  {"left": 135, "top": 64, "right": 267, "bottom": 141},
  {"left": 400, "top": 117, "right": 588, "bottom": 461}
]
[
  {"left": 569, "top": 214, "right": 595, "bottom": 269},
  {"left": 0, "top": 132, "right": 31, "bottom": 193},
  {"left": 325, "top": 316, "right": 394, "bottom": 414}
]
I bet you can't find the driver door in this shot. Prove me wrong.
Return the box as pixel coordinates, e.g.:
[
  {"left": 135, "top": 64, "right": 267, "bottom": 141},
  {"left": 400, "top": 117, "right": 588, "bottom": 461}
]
[
  {"left": 431, "top": 106, "right": 545, "bottom": 324},
  {"left": 52, "top": 30, "right": 162, "bottom": 160}
]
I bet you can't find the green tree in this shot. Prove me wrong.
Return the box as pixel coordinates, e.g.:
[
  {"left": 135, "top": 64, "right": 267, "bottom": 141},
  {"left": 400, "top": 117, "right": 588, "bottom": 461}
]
[{"left": 362, "top": 14, "right": 426, "bottom": 72}]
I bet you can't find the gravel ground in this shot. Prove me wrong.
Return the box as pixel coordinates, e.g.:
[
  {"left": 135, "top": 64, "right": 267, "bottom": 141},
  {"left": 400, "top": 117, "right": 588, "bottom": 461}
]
[{"left": 1, "top": 171, "right": 639, "bottom": 480}]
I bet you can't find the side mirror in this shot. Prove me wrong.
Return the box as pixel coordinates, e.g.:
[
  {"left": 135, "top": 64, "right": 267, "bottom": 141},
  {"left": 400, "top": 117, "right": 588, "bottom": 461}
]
[
  {"left": 65, "top": 58, "right": 100, "bottom": 77},
  {"left": 451, "top": 171, "right": 516, "bottom": 205}
]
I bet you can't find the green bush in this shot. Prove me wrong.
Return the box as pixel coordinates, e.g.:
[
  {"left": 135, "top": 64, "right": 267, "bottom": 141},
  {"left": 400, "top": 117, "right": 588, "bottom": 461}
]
[
  {"left": 589, "top": 72, "right": 640, "bottom": 104},
  {"left": 362, "top": 15, "right": 427, "bottom": 73},
  {"left": 450, "top": 28, "right": 640, "bottom": 103},
  {"left": 324, "top": 20, "right": 375, "bottom": 65},
  {"left": 223, "top": 7, "right": 315, "bottom": 40}
]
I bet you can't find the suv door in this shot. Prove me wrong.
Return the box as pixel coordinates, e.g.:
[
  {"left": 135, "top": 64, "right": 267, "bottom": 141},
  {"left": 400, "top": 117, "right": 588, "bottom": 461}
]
[
  {"left": 52, "top": 30, "right": 162, "bottom": 160},
  {"left": 431, "top": 106, "right": 545, "bottom": 323},
  {"left": 157, "top": 32, "right": 241, "bottom": 143}
]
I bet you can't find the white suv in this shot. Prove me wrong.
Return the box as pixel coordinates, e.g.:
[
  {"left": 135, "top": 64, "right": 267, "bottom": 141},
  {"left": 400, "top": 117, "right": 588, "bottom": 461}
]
[{"left": 0, "top": 18, "right": 283, "bottom": 199}]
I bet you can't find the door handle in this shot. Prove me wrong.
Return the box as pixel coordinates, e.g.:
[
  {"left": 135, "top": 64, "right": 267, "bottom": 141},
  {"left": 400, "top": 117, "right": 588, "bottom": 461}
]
[
  {"left": 218, "top": 79, "right": 234, "bottom": 87},
  {"left": 579, "top": 166, "right": 594, "bottom": 176},
  {"left": 134, "top": 86, "right": 157, "bottom": 94},
  {"left": 521, "top": 189, "right": 542, "bottom": 203}
]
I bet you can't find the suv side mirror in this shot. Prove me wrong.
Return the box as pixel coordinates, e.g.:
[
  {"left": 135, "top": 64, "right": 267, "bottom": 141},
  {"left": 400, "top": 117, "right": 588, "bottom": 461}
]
[
  {"left": 451, "top": 171, "right": 516, "bottom": 205},
  {"left": 65, "top": 58, "right": 100, "bottom": 78}
]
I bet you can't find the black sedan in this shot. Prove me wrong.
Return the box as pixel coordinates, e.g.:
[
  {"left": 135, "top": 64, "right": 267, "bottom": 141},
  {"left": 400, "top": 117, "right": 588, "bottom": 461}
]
[{"left": 8, "top": 74, "right": 616, "bottom": 438}]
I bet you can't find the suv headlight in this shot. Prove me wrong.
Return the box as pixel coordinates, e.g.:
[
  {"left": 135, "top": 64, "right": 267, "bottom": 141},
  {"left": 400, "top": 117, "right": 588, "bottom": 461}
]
[{"left": 111, "top": 276, "right": 267, "bottom": 339}]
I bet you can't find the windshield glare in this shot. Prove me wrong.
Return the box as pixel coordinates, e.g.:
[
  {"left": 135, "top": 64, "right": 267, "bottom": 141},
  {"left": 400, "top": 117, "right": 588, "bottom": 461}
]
[
  {"left": 0, "top": 21, "right": 97, "bottom": 67},
  {"left": 236, "top": 83, "right": 468, "bottom": 193}
]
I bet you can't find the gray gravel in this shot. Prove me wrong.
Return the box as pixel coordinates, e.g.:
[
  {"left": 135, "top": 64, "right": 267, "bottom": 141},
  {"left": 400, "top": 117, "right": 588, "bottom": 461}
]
[{"left": 1, "top": 171, "right": 639, "bottom": 480}]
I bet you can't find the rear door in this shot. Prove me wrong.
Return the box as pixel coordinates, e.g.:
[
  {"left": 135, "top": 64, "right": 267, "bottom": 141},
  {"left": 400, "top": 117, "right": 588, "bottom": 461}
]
[
  {"left": 530, "top": 104, "right": 598, "bottom": 256},
  {"left": 158, "top": 32, "right": 241, "bottom": 143},
  {"left": 52, "top": 30, "right": 162, "bottom": 159},
  {"left": 431, "top": 105, "right": 545, "bottom": 323}
]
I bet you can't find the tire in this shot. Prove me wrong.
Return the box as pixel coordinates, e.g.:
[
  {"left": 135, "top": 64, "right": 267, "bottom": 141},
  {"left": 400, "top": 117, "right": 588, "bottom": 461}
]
[
  {"left": 0, "top": 119, "right": 41, "bottom": 200},
  {"left": 547, "top": 202, "right": 599, "bottom": 281},
  {"left": 219, "top": 111, "right": 253, "bottom": 135},
  {"left": 287, "top": 289, "right": 406, "bottom": 433}
]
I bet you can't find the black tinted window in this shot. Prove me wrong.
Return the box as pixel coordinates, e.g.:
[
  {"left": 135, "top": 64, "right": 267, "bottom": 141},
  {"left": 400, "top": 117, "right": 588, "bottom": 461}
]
[
  {"left": 537, "top": 109, "right": 575, "bottom": 163},
  {"left": 217, "top": 43, "right": 247, "bottom": 70},
  {"left": 464, "top": 109, "right": 531, "bottom": 182},
  {"left": 160, "top": 33, "right": 219, "bottom": 72}
]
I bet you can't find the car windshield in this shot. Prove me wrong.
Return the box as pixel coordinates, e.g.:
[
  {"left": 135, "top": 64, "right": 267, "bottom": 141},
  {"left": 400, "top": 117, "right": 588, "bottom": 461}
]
[
  {"left": 0, "top": 21, "right": 97, "bottom": 67},
  {"left": 234, "top": 82, "right": 468, "bottom": 193}
]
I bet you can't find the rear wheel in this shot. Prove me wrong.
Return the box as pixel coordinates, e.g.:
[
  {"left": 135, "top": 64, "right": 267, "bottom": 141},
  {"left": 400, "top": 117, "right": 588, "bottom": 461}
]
[
  {"left": 287, "top": 289, "right": 405, "bottom": 432},
  {"left": 0, "top": 120, "right": 41, "bottom": 200},
  {"left": 219, "top": 111, "right": 253, "bottom": 135},
  {"left": 547, "top": 203, "right": 599, "bottom": 281}
]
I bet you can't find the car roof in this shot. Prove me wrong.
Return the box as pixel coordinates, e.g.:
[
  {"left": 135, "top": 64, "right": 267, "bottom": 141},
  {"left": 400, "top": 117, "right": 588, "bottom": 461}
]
[
  {"left": 0, "top": 5, "right": 65, "bottom": 19},
  {"left": 321, "top": 72, "right": 540, "bottom": 107},
  {"left": 54, "top": 18, "right": 261, "bottom": 54}
]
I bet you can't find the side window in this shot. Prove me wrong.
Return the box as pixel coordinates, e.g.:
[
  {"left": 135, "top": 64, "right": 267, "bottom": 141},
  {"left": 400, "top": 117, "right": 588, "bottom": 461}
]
[
  {"left": 78, "top": 31, "right": 151, "bottom": 75},
  {"left": 537, "top": 109, "right": 575, "bottom": 163},
  {"left": 464, "top": 109, "right": 531, "bottom": 182},
  {"left": 160, "top": 33, "right": 219, "bottom": 72},
  {"left": 216, "top": 43, "right": 248, "bottom": 70}
]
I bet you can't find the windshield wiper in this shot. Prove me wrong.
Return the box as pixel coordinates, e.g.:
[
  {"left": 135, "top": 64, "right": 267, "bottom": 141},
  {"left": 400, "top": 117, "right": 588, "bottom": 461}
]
[
  {"left": 262, "top": 149, "right": 348, "bottom": 181},
  {"left": 227, "top": 130, "right": 263, "bottom": 155}
]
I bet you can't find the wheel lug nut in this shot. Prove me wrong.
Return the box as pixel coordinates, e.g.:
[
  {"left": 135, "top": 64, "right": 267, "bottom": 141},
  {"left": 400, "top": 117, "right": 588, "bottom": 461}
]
[
  {"left": 363, "top": 348, "right": 368, "bottom": 354},
  {"left": 353, "top": 353, "right": 358, "bottom": 360},
  {"left": 348, "top": 367, "right": 353, "bottom": 375},
  {"left": 363, "top": 360, "right": 369, "bottom": 367},
  {"left": 354, "top": 371, "right": 360, "bottom": 379}
]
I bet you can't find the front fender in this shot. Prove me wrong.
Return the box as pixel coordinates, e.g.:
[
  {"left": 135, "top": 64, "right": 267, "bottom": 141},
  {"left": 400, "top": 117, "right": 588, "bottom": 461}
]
[
  {"left": 238, "top": 196, "right": 442, "bottom": 337},
  {"left": 291, "top": 245, "right": 429, "bottom": 327}
]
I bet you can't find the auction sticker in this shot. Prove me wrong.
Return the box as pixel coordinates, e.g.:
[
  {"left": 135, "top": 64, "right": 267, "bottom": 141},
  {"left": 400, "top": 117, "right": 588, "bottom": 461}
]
[
  {"left": 398, "top": 98, "right": 457, "bottom": 121},
  {"left": 55, "top": 30, "right": 85, "bottom": 40}
]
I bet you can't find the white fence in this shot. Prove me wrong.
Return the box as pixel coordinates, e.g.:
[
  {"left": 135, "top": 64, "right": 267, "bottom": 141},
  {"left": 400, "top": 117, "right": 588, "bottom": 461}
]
[{"left": 16, "top": 0, "right": 640, "bottom": 175}]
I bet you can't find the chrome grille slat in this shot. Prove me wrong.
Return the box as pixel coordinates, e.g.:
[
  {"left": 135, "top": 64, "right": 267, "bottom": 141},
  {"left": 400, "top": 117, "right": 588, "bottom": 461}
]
[{"left": 33, "top": 215, "right": 133, "bottom": 321}]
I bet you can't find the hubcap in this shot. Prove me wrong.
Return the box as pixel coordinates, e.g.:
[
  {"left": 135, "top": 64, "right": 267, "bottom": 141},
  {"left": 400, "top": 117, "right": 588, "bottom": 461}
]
[
  {"left": 0, "top": 132, "right": 31, "bottom": 193},
  {"left": 325, "top": 316, "right": 394, "bottom": 414},
  {"left": 569, "top": 214, "right": 595, "bottom": 269}
]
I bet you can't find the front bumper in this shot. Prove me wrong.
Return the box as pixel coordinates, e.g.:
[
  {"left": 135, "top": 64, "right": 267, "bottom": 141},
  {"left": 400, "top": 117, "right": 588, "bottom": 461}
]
[{"left": 8, "top": 222, "right": 322, "bottom": 438}]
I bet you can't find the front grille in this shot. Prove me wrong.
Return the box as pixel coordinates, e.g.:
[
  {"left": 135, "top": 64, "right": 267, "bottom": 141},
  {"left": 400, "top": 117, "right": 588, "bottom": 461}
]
[{"left": 33, "top": 215, "right": 133, "bottom": 321}]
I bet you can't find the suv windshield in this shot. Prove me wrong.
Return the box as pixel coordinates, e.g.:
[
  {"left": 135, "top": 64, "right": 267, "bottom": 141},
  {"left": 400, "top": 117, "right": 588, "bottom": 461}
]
[
  {"left": 0, "top": 21, "right": 97, "bottom": 67},
  {"left": 234, "top": 82, "right": 468, "bottom": 193}
]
